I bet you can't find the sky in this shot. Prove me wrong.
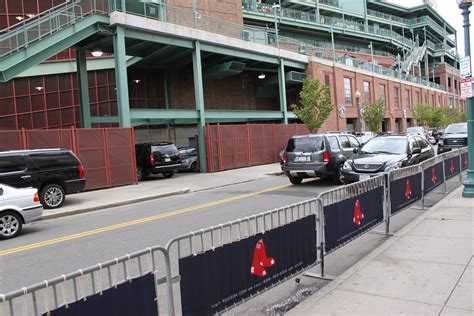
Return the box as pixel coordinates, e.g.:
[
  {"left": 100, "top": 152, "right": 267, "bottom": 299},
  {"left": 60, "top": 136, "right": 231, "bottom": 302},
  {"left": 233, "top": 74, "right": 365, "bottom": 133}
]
[{"left": 386, "top": 0, "right": 472, "bottom": 58}]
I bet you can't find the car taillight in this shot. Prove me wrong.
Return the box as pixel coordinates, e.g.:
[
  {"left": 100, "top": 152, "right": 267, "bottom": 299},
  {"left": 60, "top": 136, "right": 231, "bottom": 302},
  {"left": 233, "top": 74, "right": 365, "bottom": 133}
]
[
  {"left": 34, "top": 192, "right": 40, "bottom": 202},
  {"left": 282, "top": 152, "right": 287, "bottom": 163},
  {"left": 323, "top": 151, "right": 330, "bottom": 163},
  {"left": 149, "top": 154, "right": 155, "bottom": 165},
  {"left": 78, "top": 164, "right": 85, "bottom": 179}
]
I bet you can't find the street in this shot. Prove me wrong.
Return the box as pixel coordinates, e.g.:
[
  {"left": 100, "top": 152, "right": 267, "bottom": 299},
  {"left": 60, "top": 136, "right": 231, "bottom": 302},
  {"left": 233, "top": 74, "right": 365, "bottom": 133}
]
[{"left": 0, "top": 175, "right": 338, "bottom": 293}]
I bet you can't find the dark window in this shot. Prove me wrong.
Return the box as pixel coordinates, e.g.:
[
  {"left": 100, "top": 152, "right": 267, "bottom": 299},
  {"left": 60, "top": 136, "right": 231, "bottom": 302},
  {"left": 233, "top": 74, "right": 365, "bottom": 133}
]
[
  {"left": 0, "top": 155, "right": 27, "bottom": 173},
  {"left": 30, "top": 152, "right": 77, "bottom": 169},
  {"left": 409, "top": 137, "right": 420, "bottom": 151},
  {"left": 339, "top": 136, "right": 351, "bottom": 149},
  {"left": 448, "top": 77, "right": 452, "bottom": 88},
  {"left": 364, "top": 81, "right": 371, "bottom": 104},
  {"left": 394, "top": 87, "right": 400, "bottom": 108},
  {"left": 415, "top": 136, "right": 428, "bottom": 149},
  {"left": 324, "top": 74, "right": 330, "bottom": 86},
  {"left": 379, "top": 84, "right": 386, "bottom": 107},
  {"left": 348, "top": 136, "right": 360, "bottom": 148},
  {"left": 286, "top": 137, "right": 323, "bottom": 152},
  {"left": 454, "top": 80, "right": 458, "bottom": 89}
]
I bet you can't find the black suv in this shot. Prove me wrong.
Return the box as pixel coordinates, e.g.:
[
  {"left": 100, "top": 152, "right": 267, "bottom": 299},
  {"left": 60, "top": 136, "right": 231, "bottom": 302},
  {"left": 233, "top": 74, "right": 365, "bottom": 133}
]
[
  {"left": 437, "top": 123, "right": 467, "bottom": 154},
  {"left": 280, "top": 133, "right": 360, "bottom": 184},
  {"left": 135, "top": 142, "right": 182, "bottom": 181},
  {"left": 0, "top": 149, "right": 86, "bottom": 209}
]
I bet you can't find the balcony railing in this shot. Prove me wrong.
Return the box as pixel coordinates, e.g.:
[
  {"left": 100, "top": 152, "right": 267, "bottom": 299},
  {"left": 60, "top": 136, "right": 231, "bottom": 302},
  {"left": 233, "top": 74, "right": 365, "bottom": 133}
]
[{"left": 367, "top": 9, "right": 409, "bottom": 24}]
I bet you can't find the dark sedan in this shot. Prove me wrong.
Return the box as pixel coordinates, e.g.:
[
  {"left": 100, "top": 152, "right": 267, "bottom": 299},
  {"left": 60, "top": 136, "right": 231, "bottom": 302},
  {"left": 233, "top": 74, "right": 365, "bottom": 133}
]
[{"left": 342, "top": 134, "right": 435, "bottom": 183}]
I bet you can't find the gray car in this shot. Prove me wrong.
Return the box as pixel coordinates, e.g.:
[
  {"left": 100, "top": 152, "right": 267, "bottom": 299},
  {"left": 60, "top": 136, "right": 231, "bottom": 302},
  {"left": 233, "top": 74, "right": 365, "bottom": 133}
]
[
  {"left": 179, "top": 147, "right": 198, "bottom": 172},
  {"left": 0, "top": 184, "right": 43, "bottom": 239}
]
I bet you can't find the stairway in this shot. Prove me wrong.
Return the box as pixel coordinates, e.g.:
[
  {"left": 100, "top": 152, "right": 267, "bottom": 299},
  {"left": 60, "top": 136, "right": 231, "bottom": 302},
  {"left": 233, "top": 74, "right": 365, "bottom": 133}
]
[
  {"left": 401, "top": 42, "right": 426, "bottom": 74},
  {"left": 0, "top": 1, "right": 108, "bottom": 81}
]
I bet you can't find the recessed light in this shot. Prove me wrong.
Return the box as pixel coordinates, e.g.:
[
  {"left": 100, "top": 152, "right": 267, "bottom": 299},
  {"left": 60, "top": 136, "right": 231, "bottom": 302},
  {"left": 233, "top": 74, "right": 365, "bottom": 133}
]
[
  {"left": 133, "top": 79, "right": 141, "bottom": 84},
  {"left": 35, "top": 86, "right": 44, "bottom": 91},
  {"left": 258, "top": 73, "right": 266, "bottom": 79},
  {"left": 91, "top": 48, "right": 103, "bottom": 57},
  {"left": 15, "top": 16, "right": 24, "bottom": 21}
]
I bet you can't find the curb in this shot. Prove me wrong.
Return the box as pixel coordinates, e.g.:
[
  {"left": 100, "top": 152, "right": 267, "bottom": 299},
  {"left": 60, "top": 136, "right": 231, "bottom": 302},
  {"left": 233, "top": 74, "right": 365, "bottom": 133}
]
[
  {"left": 289, "top": 185, "right": 464, "bottom": 315},
  {"left": 42, "top": 188, "right": 190, "bottom": 220}
]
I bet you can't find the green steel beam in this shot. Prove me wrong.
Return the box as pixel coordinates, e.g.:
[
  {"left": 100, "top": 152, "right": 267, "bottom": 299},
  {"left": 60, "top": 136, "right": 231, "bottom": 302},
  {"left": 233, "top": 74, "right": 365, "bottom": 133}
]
[
  {"left": 113, "top": 26, "right": 131, "bottom": 128},
  {"left": 76, "top": 48, "right": 91, "bottom": 128},
  {"left": 206, "top": 110, "right": 285, "bottom": 120},
  {"left": 91, "top": 116, "right": 120, "bottom": 123},
  {"left": 199, "top": 43, "right": 280, "bottom": 65},
  {"left": 126, "top": 56, "right": 143, "bottom": 67},
  {"left": 124, "top": 29, "right": 194, "bottom": 49},
  {"left": 192, "top": 41, "right": 208, "bottom": 173},
  {"left": 283, "top": 59, "right": 306, "bottom": 70},
  {"left": 164, "top": 71, "right": 173, "bottom": 109},
  {"left": 130, "top": 109, "right": 199, "bottom": 120},
  {"left": 0, "top": 16, "right": 107, "bottom": 82},
  {"left": 278, "top": 60, "right": 288, "bottom": 124}
]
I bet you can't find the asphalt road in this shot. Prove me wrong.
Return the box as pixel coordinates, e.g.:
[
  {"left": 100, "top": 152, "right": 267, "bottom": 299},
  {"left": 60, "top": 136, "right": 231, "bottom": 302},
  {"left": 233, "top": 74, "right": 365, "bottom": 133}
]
[{"left": 0, "top": 175, "right": 339, "bottom": 294}]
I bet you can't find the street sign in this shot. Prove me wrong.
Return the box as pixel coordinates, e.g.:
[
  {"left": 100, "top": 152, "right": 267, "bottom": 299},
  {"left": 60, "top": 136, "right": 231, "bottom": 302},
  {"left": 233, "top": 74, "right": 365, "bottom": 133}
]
[
  {"left": 460, "top": 56, "right": 471, "bottom": 77},
  {"left": 338, "top": 105, "right": 346, "bottom": 118},
  {"left": 460, "top": 77, "right": 473, "bottom": 99}
]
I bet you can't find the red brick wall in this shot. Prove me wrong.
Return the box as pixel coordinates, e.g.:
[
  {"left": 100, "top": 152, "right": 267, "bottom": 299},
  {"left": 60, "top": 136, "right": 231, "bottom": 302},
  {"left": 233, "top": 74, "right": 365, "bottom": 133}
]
[{"left": 167, "top": 0, "right": 243, "bottom": 24}]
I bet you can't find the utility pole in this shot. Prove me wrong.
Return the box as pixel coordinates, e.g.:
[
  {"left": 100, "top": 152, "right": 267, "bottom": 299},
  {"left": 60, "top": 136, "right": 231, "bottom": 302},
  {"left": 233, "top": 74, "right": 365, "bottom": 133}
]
[{"left": 458, "top": 0, "right": 474, "bottom": 198}]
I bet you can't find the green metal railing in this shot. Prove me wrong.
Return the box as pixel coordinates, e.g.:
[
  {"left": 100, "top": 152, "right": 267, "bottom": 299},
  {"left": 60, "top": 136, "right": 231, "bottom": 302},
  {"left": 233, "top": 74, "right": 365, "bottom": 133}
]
[{"left": 366, "top": 9, "right": 410, "bottom": 24}]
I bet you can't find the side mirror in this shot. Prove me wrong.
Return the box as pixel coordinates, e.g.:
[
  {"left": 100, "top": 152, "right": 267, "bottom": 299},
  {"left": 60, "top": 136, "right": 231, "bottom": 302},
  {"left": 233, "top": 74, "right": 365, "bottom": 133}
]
[
  {"left": 353, "top": 148, "right": 358, "bottom": 154},
  {"left": 412, "top": 148, "right": 421, "bottom": 155}
]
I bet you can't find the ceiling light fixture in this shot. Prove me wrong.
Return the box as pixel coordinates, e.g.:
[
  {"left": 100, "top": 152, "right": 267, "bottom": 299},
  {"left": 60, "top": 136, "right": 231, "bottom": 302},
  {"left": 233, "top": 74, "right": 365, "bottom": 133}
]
[
  {"left": 15, "top": 16, "right": 24, "bottom": 21},
  {"left": 258, "top": 73, "right": 266, "bottom": 79},
  {"left": 35, "top": 86, "right": 44, "bottom": 91},
  {"left": 91, "top": 48, "right": 104, "bottom": 57},
  {"left": 133, "top": 79, "right": 141, "bottom": 84},
  {"left": 25, "top": 14, "right": 36, "bottom": 18}
]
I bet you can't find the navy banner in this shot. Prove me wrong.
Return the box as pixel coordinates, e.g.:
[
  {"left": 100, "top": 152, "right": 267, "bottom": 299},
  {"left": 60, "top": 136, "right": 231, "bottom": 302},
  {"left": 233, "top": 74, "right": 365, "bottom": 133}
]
[
  {"left": 179, "top": 216, "right": 317, "bottom": 315},
  {"left": 390, "top": 173, "right": 422, "bottom": 214},
  {"left": 423, "top": 162, "right": 444, "bottom": 195},
  {"left": 43, "top": 273, "right": 158, "bottom": 316},
  {"left": 324, "top": 186, "right": 384, "bottom": 253},
  {"left": 444, "top": 156, "right": 460, "bottom": 179},
  {"left": 461, "top": 152, "right": 469, "bottom": 171}
]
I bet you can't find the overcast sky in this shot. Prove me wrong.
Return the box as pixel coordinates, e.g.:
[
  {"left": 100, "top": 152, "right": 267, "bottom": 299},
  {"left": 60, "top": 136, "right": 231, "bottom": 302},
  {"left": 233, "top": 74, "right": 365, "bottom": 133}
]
[{"left": 386, "top": 0, "right": 471, "bottom": 57}]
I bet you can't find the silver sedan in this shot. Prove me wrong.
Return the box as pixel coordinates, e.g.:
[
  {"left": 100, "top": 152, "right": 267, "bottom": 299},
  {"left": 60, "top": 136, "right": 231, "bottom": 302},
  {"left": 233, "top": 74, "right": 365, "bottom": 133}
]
[{"left": 0, "top": 184, "right": 43, "bottom": 239}]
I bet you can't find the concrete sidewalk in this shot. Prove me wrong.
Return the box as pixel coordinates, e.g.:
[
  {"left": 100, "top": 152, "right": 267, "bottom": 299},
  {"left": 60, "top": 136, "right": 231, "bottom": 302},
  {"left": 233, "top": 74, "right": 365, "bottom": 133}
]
[
  {"left": 43, "top": 163, "right": 283, "bottom": 219},
  {"left": 289, "top": 186, "right": 473, "bottom": 315}
]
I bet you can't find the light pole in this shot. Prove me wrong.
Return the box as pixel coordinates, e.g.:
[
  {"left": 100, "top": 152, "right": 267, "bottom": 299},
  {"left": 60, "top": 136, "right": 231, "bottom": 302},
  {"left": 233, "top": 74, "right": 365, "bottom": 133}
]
[
  {"left": 355, "top": 89, "right": 362, "bottom": 133},
  {"left": 369, "top": 41, "right": 374, "bottom": 71},
  {"left": 458, "top": 0, "right": 474, "bottom": 198},
  {"left": 272, "top": 4, "right": 280, "bottom": 49}
]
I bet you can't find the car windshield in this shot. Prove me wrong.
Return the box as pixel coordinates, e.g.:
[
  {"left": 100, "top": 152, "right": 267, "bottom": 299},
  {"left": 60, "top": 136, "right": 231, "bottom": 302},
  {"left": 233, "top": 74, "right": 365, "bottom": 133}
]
[
  {"left": 444, "top": 124, "right": 467, "bottom": 134},
  {"left": 286, "top": 136, "right": 323, "bottom": 152},
  {"left": 360, "top": 137, "right": 407, "bottom": 155},
  {"left": 406, "top": 127, "right": 424, "bottom": 133},
  {"left": 151, "top": 145, "right": 177, "bottom": 155}
]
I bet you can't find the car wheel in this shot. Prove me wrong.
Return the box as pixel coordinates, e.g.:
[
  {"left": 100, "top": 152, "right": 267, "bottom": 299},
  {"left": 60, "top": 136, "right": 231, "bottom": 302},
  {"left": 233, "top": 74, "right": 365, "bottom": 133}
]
[
  {"left": 40, "top": 184, "right": 65, "bottom": 209},
  {"left": 333, "top": 163, "right": 345, "bottom": 185},
  {"left": 137, "top": 166, "right": 147, "bottom": 181},
  {"left": 191, "top": 162, "right": 198, "bottom": 172},
  {"left": 0, "top": 211, "right": 23, "bottom": 239},
  {"left": 163, "top": 172, "right": 175, "bottom": 178},
  {"left": 288, "top": 175, "right": 303, "bottom": 185}
]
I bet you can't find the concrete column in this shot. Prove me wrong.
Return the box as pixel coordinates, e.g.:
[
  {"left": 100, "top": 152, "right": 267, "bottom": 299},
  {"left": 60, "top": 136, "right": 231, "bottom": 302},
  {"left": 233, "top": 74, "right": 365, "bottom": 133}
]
[
  {"left": 278, "top": 59, "right": 288, "bottom": 124},
  {"left": 192, "top": 41, "right": 208, "bottom": 172},
  {"left": 76, "top": 48, "right": 91, "bottom": 128},
  {"left": 113, "top": 26, "right": 131, "bottom": 127}
]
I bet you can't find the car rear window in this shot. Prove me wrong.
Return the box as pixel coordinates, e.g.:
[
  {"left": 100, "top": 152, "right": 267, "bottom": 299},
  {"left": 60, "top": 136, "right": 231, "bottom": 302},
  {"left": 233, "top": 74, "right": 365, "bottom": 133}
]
[
  {"left": 286, "top": 137, "right": 323, "bottom": 152},
  {"left": 30, "top": 152, "right": 78, "bottom": 169},
  {"left": 152, "top": 145, "right": 178, "bottom": 155}
]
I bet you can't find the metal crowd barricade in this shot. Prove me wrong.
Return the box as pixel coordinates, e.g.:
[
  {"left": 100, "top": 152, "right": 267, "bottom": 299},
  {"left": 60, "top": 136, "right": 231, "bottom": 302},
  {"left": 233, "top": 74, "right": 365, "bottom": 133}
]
[
  {"left": 419, "top": 155, "right": 445, "bottom": 209},
  {"left": 442, "top": 149, "right": 462, "bottom": 186},
  {"left": 0, "top": 246, "right": 174, "bottom": 316},
  {"left": 387, "top": 163, "right": 423, "bottom": 216},
  {"left": 165, "top": 199, "right": 320, "bottom": 314},
  {"left": 316, "top": 175, "right": 386, "bottom": 276}
]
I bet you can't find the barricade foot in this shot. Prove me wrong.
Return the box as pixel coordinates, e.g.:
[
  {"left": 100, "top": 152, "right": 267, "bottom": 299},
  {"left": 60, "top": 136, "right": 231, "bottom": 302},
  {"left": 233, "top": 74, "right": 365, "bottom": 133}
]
[
  {"left": 371, "top": 230, "right": 394, "bottom": 236},
  {"left": 303, "top": 272, "right": 335, "bottom": 281}
]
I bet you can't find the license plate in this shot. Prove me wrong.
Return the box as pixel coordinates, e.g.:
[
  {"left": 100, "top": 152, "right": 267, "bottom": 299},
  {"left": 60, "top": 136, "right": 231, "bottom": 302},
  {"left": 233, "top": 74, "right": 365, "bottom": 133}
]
[
  {"left": 359, "top": 174, "right": 370, "bottom": 180},
  {"left": 295, "top": 156, "right": 310, "bottom": 162},
  {"left": 165, "top": 158, "right": 171, "bottom": 162}
]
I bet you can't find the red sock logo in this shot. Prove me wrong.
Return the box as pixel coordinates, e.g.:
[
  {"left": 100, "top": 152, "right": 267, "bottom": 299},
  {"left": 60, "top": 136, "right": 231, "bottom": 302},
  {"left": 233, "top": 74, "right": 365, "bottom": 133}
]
[
  {"left": 450, "top": 160, "right": 455, "bottom": 173},
  {"left": 353, "top": 200, "right": 365, "bottom": 226},
  {"left": 431, "top": 168, "right": 437, "bottom": 184},
  {"left": 405, "top": 179, "right": 412, "bottom": 200},
  {"left": 250, "top": 239, "right": 275, "bottom": 277}
]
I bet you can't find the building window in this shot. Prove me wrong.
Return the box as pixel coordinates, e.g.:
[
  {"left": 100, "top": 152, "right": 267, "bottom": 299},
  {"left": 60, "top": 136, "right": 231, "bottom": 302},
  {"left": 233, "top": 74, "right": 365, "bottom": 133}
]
[
  {"left": 448, "top": 77, "right": 452, "bottom": 88},
  {"left": 416, "top": 91, "right": 420, "bottom": 104},
  {"left": 394, "top": 87, "right": 400, "bottom": 109},
  {"left": 364, "top": 81, "right": 371, "bottom": 104},
  {"left": 344, "top": 78, "right": 352, "bottom": 106},
  {"left": 379, "top": 84, "right": 386, "bottom": 107},
  {"left": 405, "top": 89, "right": 411, "bottom": 109},
  {"left": 454, "top": 80, "right": 458, "bottom": 89},
  {"left": 324, "top": 74, "right": 330, "bottom": 86}
]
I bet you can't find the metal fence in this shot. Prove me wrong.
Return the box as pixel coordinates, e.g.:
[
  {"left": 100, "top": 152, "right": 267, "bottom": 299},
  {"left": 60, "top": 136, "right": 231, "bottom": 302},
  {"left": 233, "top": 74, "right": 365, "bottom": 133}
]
[
  {"left": 205, "top": 123, "right": 309, "bottom": 172},
  {"left": 0, "top": 147, "right": 468, "bottom": 315},
  {"left": 0, "top": 128, "right": 137, "bottom": 190}
]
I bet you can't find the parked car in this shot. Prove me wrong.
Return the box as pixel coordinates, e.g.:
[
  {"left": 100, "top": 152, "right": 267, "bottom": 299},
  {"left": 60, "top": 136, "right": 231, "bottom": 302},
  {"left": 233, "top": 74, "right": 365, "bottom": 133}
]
[
  {"left": 179, "top": 147, "right": 198, "bottom": 172},
  {"left": 0, "top": 149, "right": 86, "bottom": 209},
  {"left": 437, "top": 123, "right": 468, "bottom": 154},
  {"left": 406, "top": 126, "right": 425, "bottom": 136},
  {"left": 341, "top": 134, "right": 435, "bottom": 183},
  {"left": 280, "top": 132, "right": 360, "bottom": 185},
  {"left": 0, "top": 184, "right": 43, "bottom": 239},
  {"left": 135, "top": 142, "right": 182, "bottom": 181}
]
